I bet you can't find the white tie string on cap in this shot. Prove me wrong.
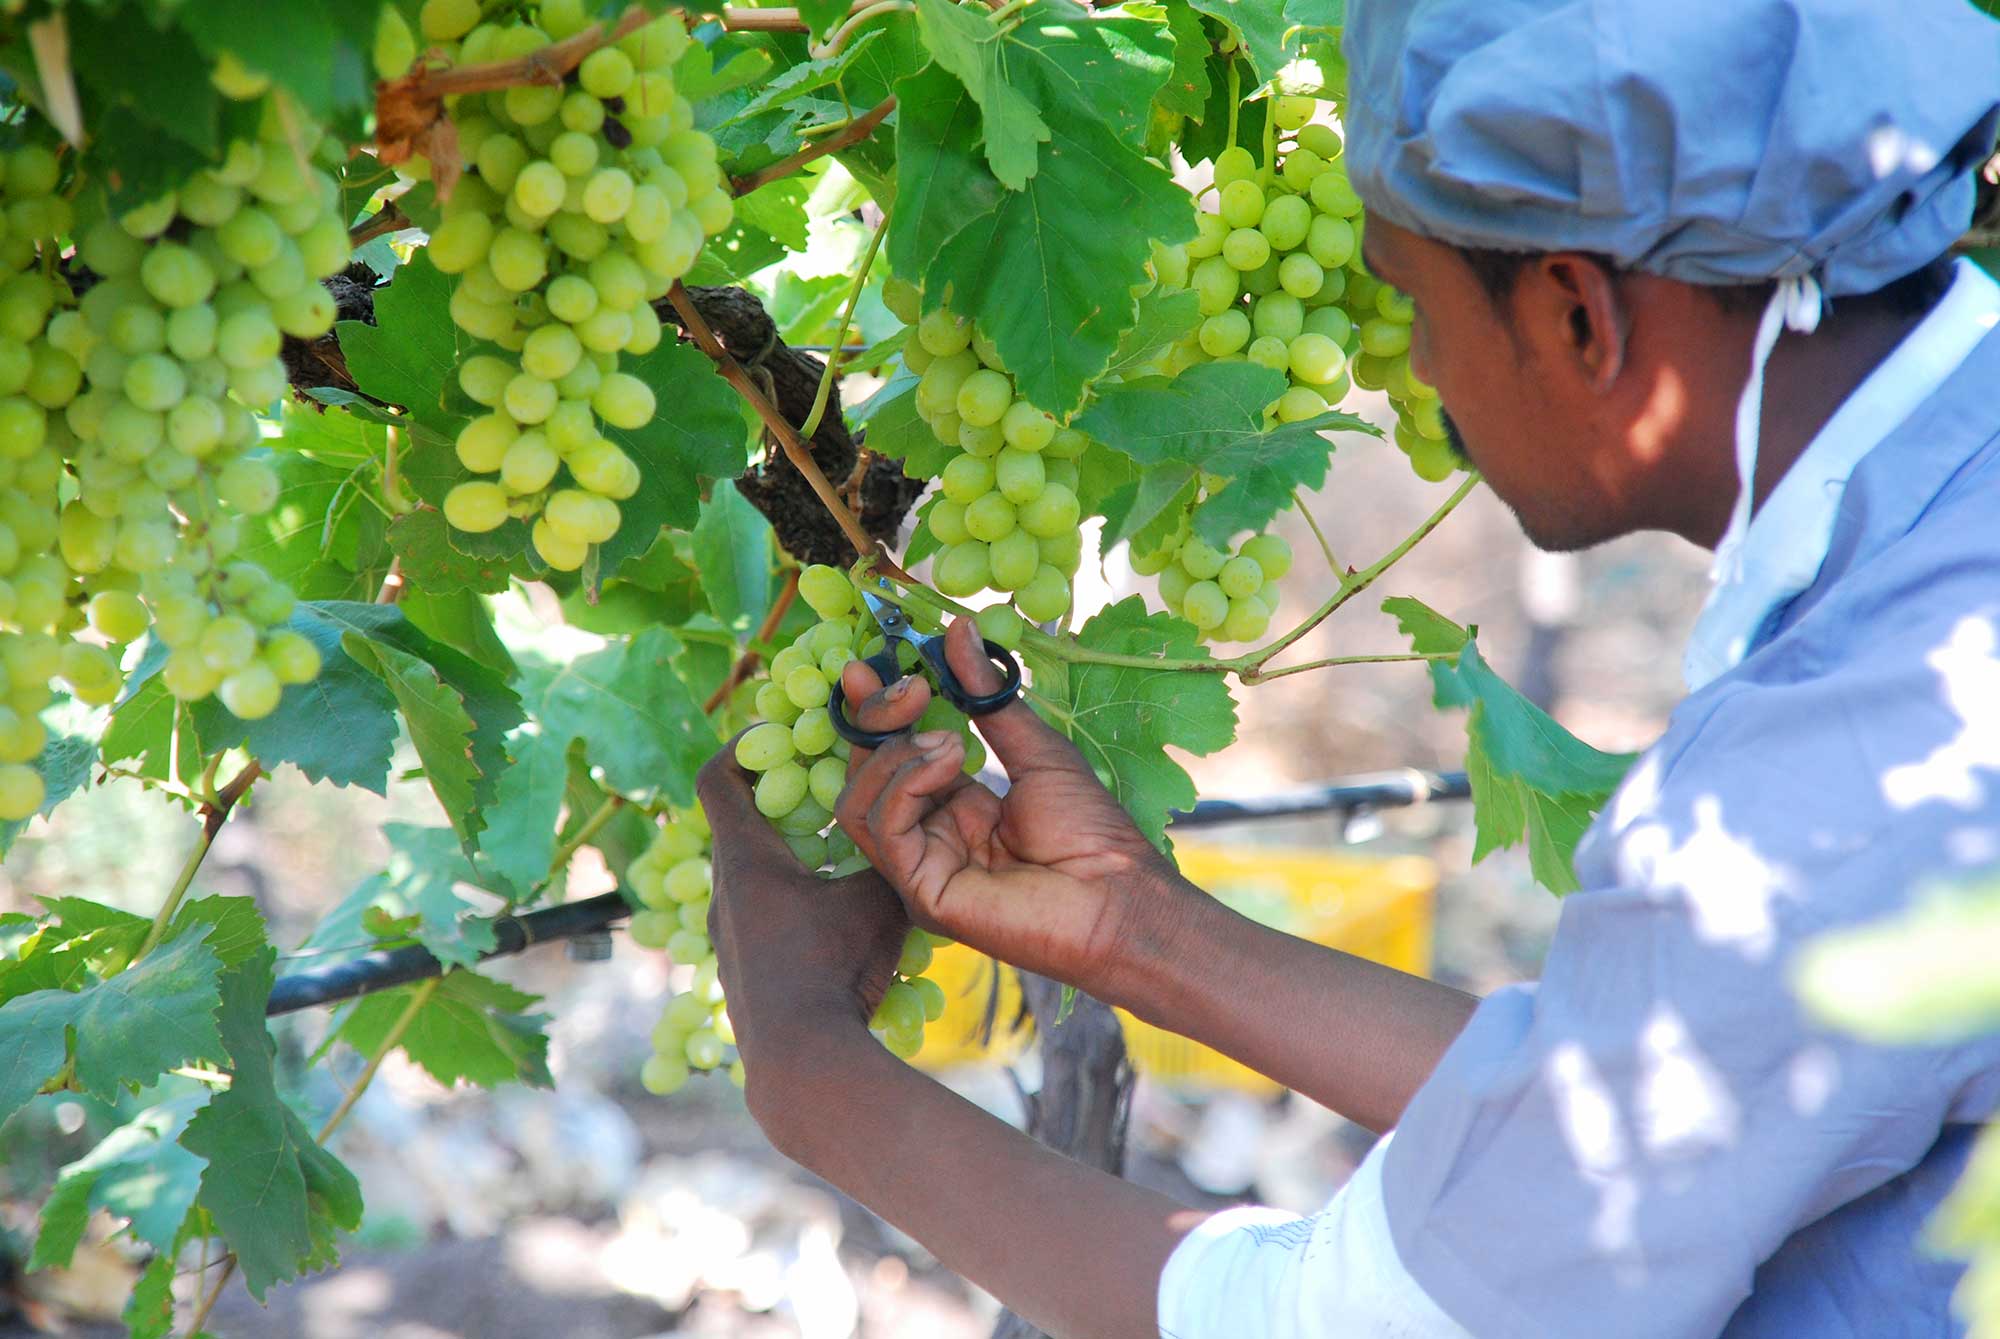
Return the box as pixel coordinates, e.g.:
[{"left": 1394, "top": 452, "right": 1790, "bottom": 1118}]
[{"left": 1708, "top": 274, "right": 1825, "bottom": 591}]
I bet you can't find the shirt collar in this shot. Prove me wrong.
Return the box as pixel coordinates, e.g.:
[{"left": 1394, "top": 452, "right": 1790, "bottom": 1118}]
[{"left": 1683, "top": 259, "right": 2000, "bottom": 691}]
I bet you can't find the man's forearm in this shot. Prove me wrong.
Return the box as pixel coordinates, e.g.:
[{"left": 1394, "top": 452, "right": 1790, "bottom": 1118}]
[
  {"left": 755, "top": 1032, "right": 1203, "bottom": 1339},
  {"left": 1105, "top": 887, "right": 1480, "bottom": 1133}
]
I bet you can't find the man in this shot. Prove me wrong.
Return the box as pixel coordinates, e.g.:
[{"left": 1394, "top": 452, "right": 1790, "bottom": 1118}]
[{"left": 697, "top": 0, "right": 2000, "bottom": 1334}]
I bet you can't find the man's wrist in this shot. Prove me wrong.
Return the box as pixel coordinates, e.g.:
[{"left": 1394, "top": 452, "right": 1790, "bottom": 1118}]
[
  {"left": 1088, "top": 867, "right": 1231, "bottom": 1022},
  {"left": 741, "top": 1022, "right": 897, "bottom": 1158}
]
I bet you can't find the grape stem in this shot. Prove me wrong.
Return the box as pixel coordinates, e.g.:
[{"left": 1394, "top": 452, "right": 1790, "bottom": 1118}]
[
  {"left": 129, "top": 759, "right": 263, "bottom": 968},
  {"left": 1293, "top": 487, "right": 1342, "bottom": 576},
  {"left": 809, "top": 0, "right": 913, "bottom": 60},
  {"left": 798, "top": 212, "right": 888, "bottom": 445},
  {"left": 668, "top": 282, "right": 908, "bottom": 579},
  {"left": 348, "top": 202, "right": 410, "bottom": 248},
  {"left": 858, "top": 475, "right": 1479, "bottom": 682},
  {"left": 388, "top": 6, "right": 651, "bottom": 100},
  {"left": 730, "top": 95, "right": 897, "bottom": 197},
  {"left": 704, "top": 568, "right": 802, "bottom": 712},
  {"left": 538, "top": 794, "right": 628, "bottom": 896}
]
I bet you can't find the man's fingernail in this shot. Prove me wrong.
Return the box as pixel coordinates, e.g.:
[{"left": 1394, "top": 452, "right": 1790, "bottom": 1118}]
[
  {"left": 912, "top": 730, "right": 953, "bottom": 750},
  {"left": 888, "top": 677, "right": 915, "bottom": 700}
]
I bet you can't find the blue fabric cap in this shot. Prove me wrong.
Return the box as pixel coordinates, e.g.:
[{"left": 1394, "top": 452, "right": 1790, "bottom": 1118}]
[{"left": 1343, "top": 0, "right": 2000, "bottom": 296}]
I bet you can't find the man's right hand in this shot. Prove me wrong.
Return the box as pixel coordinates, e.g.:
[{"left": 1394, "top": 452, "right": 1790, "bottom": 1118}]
[{"left": 835, "top": 616, "right": 1197, "bottom": 998}]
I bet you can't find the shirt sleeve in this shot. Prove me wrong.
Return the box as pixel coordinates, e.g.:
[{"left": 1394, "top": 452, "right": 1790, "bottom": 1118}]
[{"left": 1157, "top": 1134, "right": 1476, "bottom": 1339}]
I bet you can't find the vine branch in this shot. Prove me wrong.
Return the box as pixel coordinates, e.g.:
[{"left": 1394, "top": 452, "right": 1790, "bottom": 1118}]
[
  {"left": 667, "top": 281, "right": 907, "bottom": 579},
  {"left": 730, "top": 95, "right": 896, "bottom": 196},
  {"left": 703, "top": 568, "right": 801, "bottom": 712},
  {"left": 130, "top": 759, "right": 262, "bottom": 965}
]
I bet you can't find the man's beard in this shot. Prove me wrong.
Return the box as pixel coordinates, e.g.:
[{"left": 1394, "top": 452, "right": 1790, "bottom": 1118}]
[{"left": 1440, "top": 409, "right": 1473, "bottom": 469}]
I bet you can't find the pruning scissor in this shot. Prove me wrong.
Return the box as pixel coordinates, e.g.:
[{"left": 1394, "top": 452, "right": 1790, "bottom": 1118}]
[{"left": 829, "top": 579, "right": 1023, "bottom": 748}]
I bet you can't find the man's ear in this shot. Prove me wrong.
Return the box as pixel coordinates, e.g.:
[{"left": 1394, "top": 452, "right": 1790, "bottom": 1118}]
[{"left": 1536, "top": 253, "right": 1629, "bottom": 393}]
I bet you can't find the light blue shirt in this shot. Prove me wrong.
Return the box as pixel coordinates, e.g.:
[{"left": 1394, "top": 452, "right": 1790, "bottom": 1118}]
[{"left": 1381, "top": 316, "right": 2000, "bottom": 1336}]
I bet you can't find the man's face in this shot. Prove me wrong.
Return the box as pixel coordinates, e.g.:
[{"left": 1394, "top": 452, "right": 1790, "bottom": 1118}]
[{"left": 1361, "top": 219, "right": 1645, "bottom": 553}]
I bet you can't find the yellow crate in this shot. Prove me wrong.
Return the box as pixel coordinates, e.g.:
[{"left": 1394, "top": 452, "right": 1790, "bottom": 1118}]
[
  {"left": 1116, "top": 845, "right": 1438, "bottom": 1095},
  {"left": 914, "top": 844, "right": 1437, "bottom": 1092},
  {"left": 911, "top": 939, "right": 1035, "bottom": 1068}
]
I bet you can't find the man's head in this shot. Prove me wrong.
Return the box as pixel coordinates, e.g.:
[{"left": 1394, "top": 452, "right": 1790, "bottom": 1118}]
[
  {"left": 1341, "top": 0, "right": 2000, "bottom": 549},
  {"left": 1361, "top": 219, "right": 1958, "bottom": 552}
]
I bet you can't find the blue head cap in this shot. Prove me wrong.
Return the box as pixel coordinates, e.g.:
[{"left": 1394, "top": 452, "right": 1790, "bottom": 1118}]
[{"left": 1343, "top": 0, "right": 2000, "bottom": 297}]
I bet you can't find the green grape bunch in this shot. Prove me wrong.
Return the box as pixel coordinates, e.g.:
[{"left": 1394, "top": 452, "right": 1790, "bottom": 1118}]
[
  {"left": 627, "top": 803, "right": 743, "bottom": 1095},
  {"left": 0, "top": 67, "right": 347, "bottom": 820},
  {"left": 883, "top": 280, "right": 1085, "bottom": 622},
  {"left": 1130, "top": 504, "right": 1293, "bottom": 643},
  {"left": 393, "top": 2, "right": 733, "bottom": 570},
  {"left": 1172, "top": 96, "right": 1461, "bottom": 480},
  {"left": 733, "top": 562, "right": 958, "bottom": 1059}
]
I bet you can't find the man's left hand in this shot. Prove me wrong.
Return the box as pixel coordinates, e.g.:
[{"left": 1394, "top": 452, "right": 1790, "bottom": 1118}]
[{"left": 697, "top": 739, "right": 909, "bottom": 1114}]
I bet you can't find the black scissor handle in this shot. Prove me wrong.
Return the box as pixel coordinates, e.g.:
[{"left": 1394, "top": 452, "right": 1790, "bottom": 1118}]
[{"left": 828, "top": 640, "right": 1024, "bottom": 749}]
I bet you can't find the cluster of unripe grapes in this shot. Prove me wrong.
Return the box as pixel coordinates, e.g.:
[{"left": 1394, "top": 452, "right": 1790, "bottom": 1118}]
[
  {"left": 731, "top": 563, "right": 955, "bottom": 1057},
  {"left": 1158, "top": 97, "right": 1459, "bottom": 479},
  {"left": 0, "top": 66, "right": 345, "bottom": 820},
  {"left": 884, "top": 281, "right": 1084, "bottom": 623},
  {"left": 400, "top": 1, "right": 730, "bottom": 570},
  {"left": 628, "top": 804, "right": 742, "bottom": 1095},
  {"left": 1132, "top": 517, "right": 1292, "bottom": 643}
]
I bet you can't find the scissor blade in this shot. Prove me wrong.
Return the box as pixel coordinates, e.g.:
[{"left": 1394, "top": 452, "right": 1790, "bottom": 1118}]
[{"left": 861, "top": 587, "right": 910, "bottom": 637}]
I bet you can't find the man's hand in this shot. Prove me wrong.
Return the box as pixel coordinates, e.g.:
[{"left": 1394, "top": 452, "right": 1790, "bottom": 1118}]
[
  {"left": 697, "top": 741, "right": 907, "bottom": 1104},
  {"left": 835, "top": 616, "right": 1199, "bottom": 999}
]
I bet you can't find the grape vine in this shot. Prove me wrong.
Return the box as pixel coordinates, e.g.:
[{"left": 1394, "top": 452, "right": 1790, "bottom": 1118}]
[{"left": 0, "top": 2, "right": 1969, "bottom": 1337}]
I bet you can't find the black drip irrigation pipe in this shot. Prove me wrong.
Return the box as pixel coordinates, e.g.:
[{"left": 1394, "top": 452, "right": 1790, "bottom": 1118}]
[{"left": 264, "top": 770, "right": 1472, "bottom": 1017}]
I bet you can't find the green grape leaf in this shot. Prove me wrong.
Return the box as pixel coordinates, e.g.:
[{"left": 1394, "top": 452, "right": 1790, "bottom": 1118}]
[
  {"left": 387, "top": 510, "right": 515, "bottom": 595},
  {"left": 516, "top": 626, "right": 720, "bottom": 807},
  {"left": 124, "top": 1250, "right": 178, "bottom": 1339},
  {"left": 30, "top": 1092, "right": 211, "bottom": 1270},
  {"left": 402, "top": 587, "right": 517, "bottom": 679},
  {"left": 340, "top": 636, "right": 488, "bottom": 850},
  {"left": 337, "top": 252, "right": 463, "bottom": 437},
  {"left": 1794, "top": 875, "right": 2000, "bottom": 1044},
  {"left": 353, "top": 822, "right": 508, "bottom": 965},
  {"left": 728, "top": 177, "right": 814, "bottom": 254},
  {"left": 1386, "top": 597, "right": 1634, "bottom": 895},
  {"left": 690, "top": 481, "right": 774, "bottom": 635},
  {"left": 27, "top": 895, "right": 264, "bottom": 978},
  {"left": 477, "top": 729, "right": 574, "bottom": 895},
  {"left": 184, "top": 948, "right": 363, "bottom": 1300},
  {"left": 1101, "top": 287, "right": 1203, "bottom": 380},
  {"left": 1026, "top": 598, "right": 1237, "bottom": 848},
  {"left": 170, "top": 0, "right": 380, "bottom": 123},
  {"left": 1156, "top": 0, "right": 1216, "bottom": 119},
  {"left": 895, "top": 43, "right": 1195, "bottom": 415},
  {"left": 99, "top": 669, "right": 212, "bottom": 791},
  {"left": 864, "top": 383, "right": 956, "bottom": 481},
  {"left": 335, "top": 971, "right": 552, "bottom": 1090},
  {"left": 591, "top": 336, "right": 750, "bottom": 578},
  {"left": 904, "top": 492, "right": 948, "bottom": 567},
  {"left": 1077, "top": 362, "right": 1369, "bottom": 547},
  {"left": 728, "top": 30, "right": 885, "bottom": 123},
  {"left": 914, "top": 0, "right": 1053, "bottom": 190},
  {"left": 795, "top": 0, "right": 853, "bottom": 40},
  {"left": 1189, "top": 0, "right": 1340, "bottom": 87},
  {"left": 0, "top": 928, "right": 226, "bottom": 1130},
  {"left": 1074, "top": 435, "right": 1142, "bottom": 520},
  {"left": 0, "top": 704, "right": 101, "bottom": 857},
  {"left": 0, "top": 924, "right": 129, "bottom": 1005},
  {"left": 240, "top": 413, "right": 391, "bottom": 600}
]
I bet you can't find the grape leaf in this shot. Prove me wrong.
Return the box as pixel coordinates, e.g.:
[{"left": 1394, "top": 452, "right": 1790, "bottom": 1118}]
[
  {"left": 1156, "top": 0, "right": 1216, "bottom": 119},
  {"left": 335, "top": 971, "right": 552, "bottom": 1090},
  {"left": 895, "top": 44, "right": 1195, "bottom": 415},
  {"left": 240, "top": 416, "right": 391, "bottom": 600},
  {"left": 728, "top": 30, "right": 886, "bottom": 122},
  {"left": 914, "top": 0, "right": 1053, "bottom": 190},
  {"left": 30, "top": 1092, "right": 211, "bottom": 1270},
  {"left": 1101, "top": 287, "right": 1202, "bottom": 380},
  {"left": 124, "top": 1250, "right": 178, "bottom": 1339},
  {"left": 478, "top": 729, "right": 575, "bottom": 894},
  {"left": 0, "top": 928, "right": 226, "bottom": 1130},
  {"left": 345, "top": 821, "right": 507, "bottom": 970},
  {"left": 402, "top": 587, "right": 517, "bottom": 679},
  {"left": 0, "top": 705, "right": 100, "bottom": 857},
  {"left": 99, "top": 669, "right": 212, "bottom": 790},
  {"left": 1077, "top": 362, "right": 1370, "bottom": 547},
  {"left": 516, "top": 627, "right": 720, "bottom": 806},
  {"left": 591, "top": 336, "right": 750, "bottom": 578},
  {"left": 340, "top": 636, "right": 487, "bottom": 850},
  {"left": 691, "top": 482, "right": 774, "bottom": 635},
  {"left": 1188, "top": 0, "right": 1341, "bottom": 87},
  {"left": 1024, "top": 598, "right": 1236, "bottom": 849},
  {"left": 387, "top": 510, "right": 514, "bottom": 595},
  {"left": 171, "top": 0, "right": 380, "bottom": 124},
  {"left": 796, "top": 0, "right": 852, "bottom": 40},
  {"left": 336, "top": 252, "right": 462, "bottom": 436},
  {"left": 1386, "top": 597, "right": 1634, "bottom": 894},
  {"left": 865, "top": 383, "right": 955, "bottom": 481},
  {"left": 183, "top": 948, "right": 363, "bottom": 1300}
]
